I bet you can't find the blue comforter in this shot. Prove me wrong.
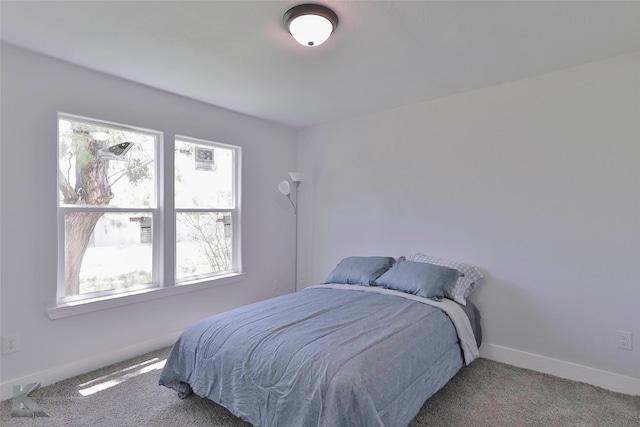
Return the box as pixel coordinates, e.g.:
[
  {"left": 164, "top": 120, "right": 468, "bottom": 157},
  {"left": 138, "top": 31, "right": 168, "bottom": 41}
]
[{"left": 159, "top": 286, "right": 467, "bottom": 427}]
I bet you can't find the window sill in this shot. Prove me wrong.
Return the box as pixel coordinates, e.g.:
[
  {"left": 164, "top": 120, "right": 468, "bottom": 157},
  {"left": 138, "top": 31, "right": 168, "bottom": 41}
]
[{"left": 47, "top": 273, "right": 246, "bottom": 320}]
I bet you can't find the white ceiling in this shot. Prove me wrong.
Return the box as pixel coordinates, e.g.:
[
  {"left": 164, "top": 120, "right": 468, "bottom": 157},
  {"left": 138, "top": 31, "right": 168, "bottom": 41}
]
[{"left": 1, "top": 1, "right": 639, "bottom": 129}]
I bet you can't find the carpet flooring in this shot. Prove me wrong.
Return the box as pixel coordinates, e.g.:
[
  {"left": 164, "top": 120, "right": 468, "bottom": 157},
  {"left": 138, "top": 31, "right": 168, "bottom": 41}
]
[{"left": 1, "top": 346, "right": 638, "bottom": 426}]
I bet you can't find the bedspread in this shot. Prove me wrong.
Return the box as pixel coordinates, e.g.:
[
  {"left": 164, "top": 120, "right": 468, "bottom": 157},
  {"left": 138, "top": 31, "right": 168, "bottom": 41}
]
[{"left": 159, "top": 286, "right": 478, "bottom": 427}]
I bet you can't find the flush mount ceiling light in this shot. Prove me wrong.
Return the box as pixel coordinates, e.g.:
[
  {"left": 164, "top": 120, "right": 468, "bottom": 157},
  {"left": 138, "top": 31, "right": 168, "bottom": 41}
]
[{"left": 283, "top": 3, "right": 338, "bottom": 47}]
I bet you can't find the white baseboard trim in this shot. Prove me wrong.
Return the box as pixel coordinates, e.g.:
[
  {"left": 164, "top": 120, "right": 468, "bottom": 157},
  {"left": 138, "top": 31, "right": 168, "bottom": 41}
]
[
  {"left": 480, "top": 342, "right": 640, "bottom": 396},
  {"left": 3, "top": 338, "right": 638, "bottom": 402},
  {"left": 0, "top": 331, "right": 181, "bottom": 402}
]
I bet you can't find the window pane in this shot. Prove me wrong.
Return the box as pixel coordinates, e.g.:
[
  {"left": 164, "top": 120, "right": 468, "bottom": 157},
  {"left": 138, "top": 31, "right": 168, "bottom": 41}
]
[
  {"left": 65, "top": 212, "right": 153, "bottom": 296},
  {"left": 59, "top": 118, "right": 156, "bottom": 208},
  {"left": 176, "top": 212, "right": 232, "bottom": 280},
  {"left": 175, "top": 140, "right": 234, "bottom": 208}
]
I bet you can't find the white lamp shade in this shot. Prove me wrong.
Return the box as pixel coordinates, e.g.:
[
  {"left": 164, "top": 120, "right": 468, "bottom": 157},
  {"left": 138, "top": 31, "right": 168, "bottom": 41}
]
[
  {"left": 278, "top": 180, "right": 291, "bottom": 196},
  {"left": 288, "top": 172, "right": 303, "bottom": 183},
  {"left": 288, "top": 14, "right": 334, "bottom": 47}
]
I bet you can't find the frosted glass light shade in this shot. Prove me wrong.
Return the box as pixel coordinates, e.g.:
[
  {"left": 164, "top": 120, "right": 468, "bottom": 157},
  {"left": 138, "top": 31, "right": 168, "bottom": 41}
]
[
  {"left": 284, "top": 4, "right": 338, "bottom": 48},
  {"left": 289, "top": 14, "right": 334, "bottom": 47}
]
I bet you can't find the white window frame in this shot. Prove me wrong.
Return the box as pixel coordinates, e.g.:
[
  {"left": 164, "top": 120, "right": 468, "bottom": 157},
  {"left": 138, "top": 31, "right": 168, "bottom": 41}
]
[
  {"left": 50, "top": 114, "right": 244, "bottom": 319},
  {"left": 174, "top": 135, "right": 242, "bottom": 284}
]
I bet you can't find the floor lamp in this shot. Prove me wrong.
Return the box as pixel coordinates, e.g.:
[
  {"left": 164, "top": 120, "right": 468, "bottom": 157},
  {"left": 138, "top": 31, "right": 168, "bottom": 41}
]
[{"left": 278, "top": 172, "right": 302, "bottom": 290}]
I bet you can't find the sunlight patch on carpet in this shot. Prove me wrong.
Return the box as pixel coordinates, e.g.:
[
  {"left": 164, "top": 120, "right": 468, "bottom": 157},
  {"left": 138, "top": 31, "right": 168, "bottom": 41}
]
[{"left": 78, "top": 358, "right": 166, "bottom": 396}]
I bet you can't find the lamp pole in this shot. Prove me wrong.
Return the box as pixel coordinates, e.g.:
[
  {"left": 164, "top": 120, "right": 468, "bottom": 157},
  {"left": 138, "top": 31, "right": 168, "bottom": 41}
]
[
  {"left": 292, "top": 180, "right": 300, "bottom": 291},
  {"left": 279, "top": 172, "right": 303, "bottom": 291}
]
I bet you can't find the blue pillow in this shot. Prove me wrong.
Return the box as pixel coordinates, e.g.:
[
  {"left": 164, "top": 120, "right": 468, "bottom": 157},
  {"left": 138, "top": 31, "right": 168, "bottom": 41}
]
[
  {"left": 324, "top": 256, "right": 395, "bottom": 286},
  {"left": 375, "top": 257, "right": 461, "bottom": 299}
]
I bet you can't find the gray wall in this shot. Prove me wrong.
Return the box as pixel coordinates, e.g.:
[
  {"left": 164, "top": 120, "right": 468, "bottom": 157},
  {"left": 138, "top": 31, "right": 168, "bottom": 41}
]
[
  {"left": 0, "top": 44, "right": 298, "bottom": 399},
  {"left": 2, "top": 43, "right": 638, "bottom": 399},
  {"left": 296, "top": 52, "right": 640, "bottom": 393}
]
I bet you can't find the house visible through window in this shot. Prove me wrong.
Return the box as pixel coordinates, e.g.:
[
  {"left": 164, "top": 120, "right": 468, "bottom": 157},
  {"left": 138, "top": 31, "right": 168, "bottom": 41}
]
[{"left": 57, "top": 114, "right": 241, "bottom": 303}]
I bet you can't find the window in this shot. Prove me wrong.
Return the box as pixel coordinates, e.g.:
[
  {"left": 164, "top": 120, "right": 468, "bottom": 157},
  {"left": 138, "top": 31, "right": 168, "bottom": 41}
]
[
  {"left": 57, "top": 114, "right": 241, "bottom": 304},
  {"left": 175, "top": 137, "right": 240, "bottom": 281}
]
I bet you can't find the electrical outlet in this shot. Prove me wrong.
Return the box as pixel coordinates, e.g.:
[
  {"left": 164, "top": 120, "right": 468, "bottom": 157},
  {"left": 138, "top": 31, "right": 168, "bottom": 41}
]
[
  {"left": 2, "top": 335, "right": 20, "bottom": 354},
  {"left": 616, "top": 331, "right": 633, "bottom": 350}
]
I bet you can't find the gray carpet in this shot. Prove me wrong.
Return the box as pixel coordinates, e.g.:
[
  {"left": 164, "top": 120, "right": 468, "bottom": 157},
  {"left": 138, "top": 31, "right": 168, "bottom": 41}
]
[{"left": 1, "top": 346, "right": 638, "bottom": 426}]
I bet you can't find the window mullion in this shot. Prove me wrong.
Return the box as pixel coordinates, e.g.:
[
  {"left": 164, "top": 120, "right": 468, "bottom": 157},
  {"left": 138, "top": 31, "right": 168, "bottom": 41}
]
[{"left": 160, "top": 132, "right": 176, "bottom": 288}]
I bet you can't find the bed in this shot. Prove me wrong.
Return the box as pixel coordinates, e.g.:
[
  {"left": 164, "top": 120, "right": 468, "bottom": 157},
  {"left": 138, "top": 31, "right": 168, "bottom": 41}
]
[{"left": 159, "top": 254, "right": 483, "bottom": 427}]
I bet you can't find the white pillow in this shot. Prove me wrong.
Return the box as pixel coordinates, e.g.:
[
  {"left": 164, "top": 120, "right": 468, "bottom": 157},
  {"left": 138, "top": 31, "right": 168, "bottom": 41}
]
[{"left": 407, "top": 253, "right": 483, "bottom": 306}]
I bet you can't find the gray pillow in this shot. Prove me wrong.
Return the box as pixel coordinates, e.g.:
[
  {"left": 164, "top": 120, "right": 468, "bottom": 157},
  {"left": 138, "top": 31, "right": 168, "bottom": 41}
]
[
  {"left": 375, "top": 257, "right": 461, "bottom": 299},
  {"left": 324, "top": 256, "right": 395, "bottom": 286}
]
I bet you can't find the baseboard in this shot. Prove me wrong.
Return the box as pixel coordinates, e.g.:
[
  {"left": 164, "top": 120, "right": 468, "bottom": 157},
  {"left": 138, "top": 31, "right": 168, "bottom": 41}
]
[
  {"left": 3, "top": 338, "right": 638, "bottom": 402},
  {"left": 0, "top": 331, "right": 181, "bottom": 402},
  {"left": 480, "top": 342, "right": 640, "bottom": 396}
]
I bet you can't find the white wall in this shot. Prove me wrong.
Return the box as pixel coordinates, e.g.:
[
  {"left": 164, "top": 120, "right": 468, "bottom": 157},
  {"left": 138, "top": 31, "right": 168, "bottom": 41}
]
[
  {"left": 0, "top": 44, "right": 298, "bottom": 399},
  {"left": 296, "top": 52, "right": 640, "bottom": 393}
]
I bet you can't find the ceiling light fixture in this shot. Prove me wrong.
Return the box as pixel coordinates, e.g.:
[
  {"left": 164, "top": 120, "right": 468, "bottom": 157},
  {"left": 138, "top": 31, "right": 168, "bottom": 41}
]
[{"left": 283, "top": 4, "right": 338, "bottom": 47}]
